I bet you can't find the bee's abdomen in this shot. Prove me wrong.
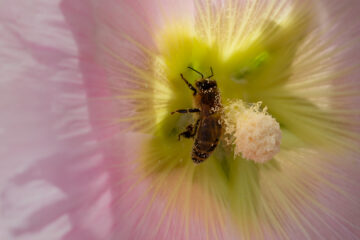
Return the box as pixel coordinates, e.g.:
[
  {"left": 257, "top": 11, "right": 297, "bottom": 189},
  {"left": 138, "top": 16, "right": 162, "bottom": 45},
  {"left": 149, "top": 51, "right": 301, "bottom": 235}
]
[
  {"left": 192, "top": 150, "right": 209, "bottom": 164},
  {"left": 191, "top": 138, "right": 219, "bottom": 164},
  {"left": 191, "top": 116, "right": 222, "bottom": 164}
]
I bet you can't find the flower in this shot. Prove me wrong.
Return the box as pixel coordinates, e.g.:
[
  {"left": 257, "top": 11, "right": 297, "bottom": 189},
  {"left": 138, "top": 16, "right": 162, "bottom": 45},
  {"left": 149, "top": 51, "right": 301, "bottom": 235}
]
[{"left": 1, "top": 0, "right": 359, "bottom": 239}]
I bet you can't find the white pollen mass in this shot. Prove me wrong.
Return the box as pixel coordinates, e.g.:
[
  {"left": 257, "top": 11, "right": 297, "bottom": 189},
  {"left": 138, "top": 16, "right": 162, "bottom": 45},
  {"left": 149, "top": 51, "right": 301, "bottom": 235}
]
[{"left": 223, "top": 100, "right": 282, "bottom": 163}]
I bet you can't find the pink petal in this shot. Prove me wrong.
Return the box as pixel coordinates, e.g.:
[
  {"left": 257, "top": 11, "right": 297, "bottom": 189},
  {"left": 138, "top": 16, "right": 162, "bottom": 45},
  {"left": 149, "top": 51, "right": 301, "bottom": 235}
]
[{"left": 0, "top": 0, "right": 119, "bottom": 239}]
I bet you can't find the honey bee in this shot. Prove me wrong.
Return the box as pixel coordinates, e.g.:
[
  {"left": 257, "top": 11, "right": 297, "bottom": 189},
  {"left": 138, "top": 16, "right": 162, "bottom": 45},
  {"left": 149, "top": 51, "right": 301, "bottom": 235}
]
[{"left": 171, "top": 67, "right": 223, "bottom": 164}]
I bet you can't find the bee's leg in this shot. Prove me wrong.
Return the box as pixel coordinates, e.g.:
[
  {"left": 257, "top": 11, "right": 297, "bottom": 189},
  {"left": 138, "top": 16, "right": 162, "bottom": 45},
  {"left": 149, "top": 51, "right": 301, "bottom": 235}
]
[
  {"left": 191, "top": 119, "right": 200, "bottom": 137},
  {"left": 180, "top": 74, "right": 197, "bottom": 96},
  {"left": 178, "top": 119, "right": 200, "bottom": 140},
  {"left": 178, "top": 124, "right": 194, "bottom": 140},
  {"left": 171, "top": 108, "right": 200, "bottom": 115}
]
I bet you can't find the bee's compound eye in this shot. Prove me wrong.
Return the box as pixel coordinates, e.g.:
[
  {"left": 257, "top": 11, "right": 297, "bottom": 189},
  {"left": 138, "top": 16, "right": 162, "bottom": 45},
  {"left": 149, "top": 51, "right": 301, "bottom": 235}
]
[{"left": 196, "top": 82, "right": 201, "bottom": 87}]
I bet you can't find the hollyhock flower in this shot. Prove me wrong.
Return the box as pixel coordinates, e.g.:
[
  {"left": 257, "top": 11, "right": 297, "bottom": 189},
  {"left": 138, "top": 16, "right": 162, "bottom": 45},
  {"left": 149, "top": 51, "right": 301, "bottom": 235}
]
[{"left": 1, "top": 0, "right": 359, "bottom": 239}]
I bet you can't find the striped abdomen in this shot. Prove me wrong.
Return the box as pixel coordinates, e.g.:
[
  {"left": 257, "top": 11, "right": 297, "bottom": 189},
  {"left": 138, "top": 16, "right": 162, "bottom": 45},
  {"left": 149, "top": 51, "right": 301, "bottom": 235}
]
[{"left": 192, "top": 115, "right": 222, "bottom": 164}]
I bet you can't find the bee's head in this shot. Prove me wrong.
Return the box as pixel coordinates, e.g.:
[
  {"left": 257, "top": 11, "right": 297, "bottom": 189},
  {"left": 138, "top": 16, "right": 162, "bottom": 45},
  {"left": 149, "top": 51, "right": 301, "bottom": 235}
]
[{"left": 195, "top": 79, "right": 217, "bottom": 91}]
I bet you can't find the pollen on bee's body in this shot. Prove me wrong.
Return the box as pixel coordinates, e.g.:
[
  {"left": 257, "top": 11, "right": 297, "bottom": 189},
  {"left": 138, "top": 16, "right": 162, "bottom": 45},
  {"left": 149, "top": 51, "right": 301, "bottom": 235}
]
[{"left": 223, "top": 100, "right": 282, "bottom": 163}]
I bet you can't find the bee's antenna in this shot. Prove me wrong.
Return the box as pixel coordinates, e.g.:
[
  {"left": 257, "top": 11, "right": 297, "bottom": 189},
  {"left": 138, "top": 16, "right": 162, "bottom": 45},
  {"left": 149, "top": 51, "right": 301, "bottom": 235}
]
[
  {"left": 208, "top": 67, "right": 214, "bottom": 78},
  {"left": 188, "top": 67, "right": 204, "bottom": 79}
]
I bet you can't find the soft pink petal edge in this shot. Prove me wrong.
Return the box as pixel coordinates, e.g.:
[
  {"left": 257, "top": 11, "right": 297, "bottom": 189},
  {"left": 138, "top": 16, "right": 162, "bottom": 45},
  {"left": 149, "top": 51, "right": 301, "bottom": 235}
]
[{"left": 0, "top": 0, "right": 122, "bottom": 239}]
